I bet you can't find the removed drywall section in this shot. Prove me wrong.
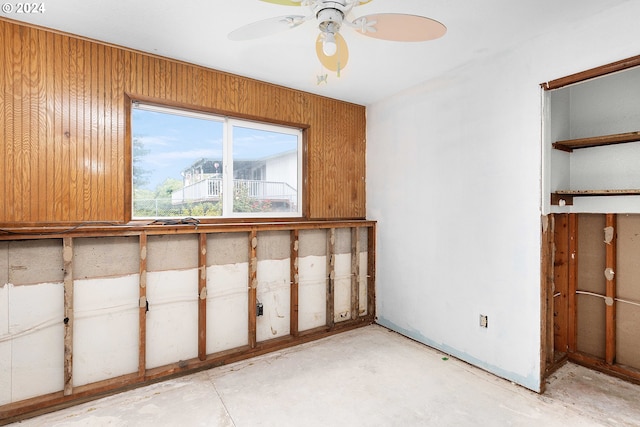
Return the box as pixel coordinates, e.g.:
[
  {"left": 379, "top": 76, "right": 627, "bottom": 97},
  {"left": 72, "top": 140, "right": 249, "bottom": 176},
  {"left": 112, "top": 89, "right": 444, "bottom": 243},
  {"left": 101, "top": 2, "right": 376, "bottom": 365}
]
[
  {"left": 207, "top": 232, "right": 249, "bottom": 265},
  {"left": 147, "top": 234, "right": 199, "bottom": 272},
  {"left": 576, "top": 214, "right": 606, "bottom": 359},
  {"left": 7, "top": 239, "right": 63, "bottom": 285},
  {"left": 0, "top": 242, "right": 8, "bottom": 285},
  {"left": 73, "top": 275, "right": 139, "bottom": 386},
  {"left": 333, "top": 228, "right": 353, "bottom": 323},
  {"left": 358, "top": 251, "right": 368, "bottom": 316},
  {"left": 257, "top": 231, "right": 290, "bottom": 261},
  {"left": 146, "top": 235, "right": 199, "bottom": 369},
  {"left": 298, "top": 230, "right": 327, "bottom": 331},
  {"left": 73, "top": 237, "right": 139, "bottom": 278},
  {"left": 146, "top": 268, "right": 199, "bottom": 368},
  {"left": 615, "top": 214, "right": 640, "bottom": 369},
  {"left": 9, "top": 282, "right": 64, "bottom": 402},
  {"left": 616, "top": 304, "right": 640, "bottom": 369},
  {"left": 256, "top": 231, "right": 291, "bottom": 341},
  {"left": 206, "top": 233, "right": 249, "bottom": 354}
]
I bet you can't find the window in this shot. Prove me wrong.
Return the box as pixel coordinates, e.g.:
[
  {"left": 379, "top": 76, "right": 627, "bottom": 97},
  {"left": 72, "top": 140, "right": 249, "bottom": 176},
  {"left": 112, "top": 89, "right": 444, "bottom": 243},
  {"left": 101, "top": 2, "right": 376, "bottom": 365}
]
[{"left": 131, "top": 103, "right": 303, "bottom": 219}]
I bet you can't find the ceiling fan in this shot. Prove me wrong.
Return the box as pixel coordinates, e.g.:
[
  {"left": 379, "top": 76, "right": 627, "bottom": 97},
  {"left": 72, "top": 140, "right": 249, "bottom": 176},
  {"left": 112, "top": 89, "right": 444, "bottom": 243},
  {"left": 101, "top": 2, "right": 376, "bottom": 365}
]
[{"left": 228, "top": 0, "right": 446, "bottom": 76}]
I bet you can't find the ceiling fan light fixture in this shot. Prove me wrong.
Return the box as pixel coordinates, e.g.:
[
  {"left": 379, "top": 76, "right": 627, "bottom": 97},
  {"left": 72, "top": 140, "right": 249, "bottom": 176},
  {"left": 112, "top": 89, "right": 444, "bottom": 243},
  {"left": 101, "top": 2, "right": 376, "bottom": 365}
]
[{"left": 322, "top": 32, "right": 338, "bottom": 56}]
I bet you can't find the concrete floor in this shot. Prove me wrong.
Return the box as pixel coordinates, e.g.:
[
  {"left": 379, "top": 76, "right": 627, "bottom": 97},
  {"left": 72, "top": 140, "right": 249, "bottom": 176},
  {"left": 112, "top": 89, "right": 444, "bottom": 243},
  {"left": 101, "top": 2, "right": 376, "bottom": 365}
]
[{"left": 10, "top": 325, "right": 640, "bottom": 426}]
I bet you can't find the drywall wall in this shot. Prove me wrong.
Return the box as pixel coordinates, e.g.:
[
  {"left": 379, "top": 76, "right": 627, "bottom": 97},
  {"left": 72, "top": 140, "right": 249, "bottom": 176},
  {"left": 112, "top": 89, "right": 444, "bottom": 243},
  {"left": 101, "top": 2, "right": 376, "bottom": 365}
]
[{"left": 366, "top": 1, "right": 640, "bottom": 392}]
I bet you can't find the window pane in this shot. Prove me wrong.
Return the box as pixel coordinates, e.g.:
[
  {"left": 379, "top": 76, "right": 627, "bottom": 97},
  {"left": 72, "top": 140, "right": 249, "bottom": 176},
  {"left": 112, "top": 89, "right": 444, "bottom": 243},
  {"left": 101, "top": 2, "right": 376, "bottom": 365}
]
[
  {"left": 232, "top": 125, "right": 299, "bottom": 214},
  {"left": 132, "top": 107, "right": 224, "bottom": 218}
]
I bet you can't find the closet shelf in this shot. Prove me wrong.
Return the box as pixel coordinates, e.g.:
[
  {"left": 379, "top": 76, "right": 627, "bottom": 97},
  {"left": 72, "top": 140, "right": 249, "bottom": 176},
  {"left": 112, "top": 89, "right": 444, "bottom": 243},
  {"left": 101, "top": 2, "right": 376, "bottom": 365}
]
[
  {"left": 553, "top": 131, "right": 640, "bottom": 152},
  {"left": 551, "top": 189, "right": 640, "bottom": 205}
]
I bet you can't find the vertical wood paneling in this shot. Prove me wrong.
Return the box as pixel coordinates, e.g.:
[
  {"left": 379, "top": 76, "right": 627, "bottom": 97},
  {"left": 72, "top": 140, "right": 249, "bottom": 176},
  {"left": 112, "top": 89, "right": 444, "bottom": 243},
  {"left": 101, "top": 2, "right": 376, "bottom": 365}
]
[
  {"left": 44, "top": 31, "right": 55, "bottom": 221},
  {"left": 0, "top": 23, "right": 6, "bottom": 220},
  {"left": 7, "top": 25, "right": 22, "bottom": 221},
  {"left": 0, "top": 19, "right": 366, "bottom": 224},
  {"left": 52, "top": 33, "right": 64, "bottom": 221},
  {"left": 112, "top": 48, "right": 125, "bottom": 220},
  {"left": 27, "top": 27, "right": 40, "bottom": 222},
  {"left": 68, "top": 37, "right": 80, "bottom": 220}
]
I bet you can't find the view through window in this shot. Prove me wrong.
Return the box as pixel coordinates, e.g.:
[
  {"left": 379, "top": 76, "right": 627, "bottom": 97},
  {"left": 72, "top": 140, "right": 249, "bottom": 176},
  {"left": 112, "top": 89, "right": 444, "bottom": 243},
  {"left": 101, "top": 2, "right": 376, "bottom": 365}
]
[{"left": 132, "top": 103, "right": 302, "bottom": 219}]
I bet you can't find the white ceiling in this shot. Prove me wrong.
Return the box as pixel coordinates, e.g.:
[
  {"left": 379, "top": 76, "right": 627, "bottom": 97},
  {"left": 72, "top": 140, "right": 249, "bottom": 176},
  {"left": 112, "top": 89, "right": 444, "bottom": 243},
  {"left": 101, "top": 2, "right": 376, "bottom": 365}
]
[{"left": 6, "top": 0, "right": 631, "bottom": 105}]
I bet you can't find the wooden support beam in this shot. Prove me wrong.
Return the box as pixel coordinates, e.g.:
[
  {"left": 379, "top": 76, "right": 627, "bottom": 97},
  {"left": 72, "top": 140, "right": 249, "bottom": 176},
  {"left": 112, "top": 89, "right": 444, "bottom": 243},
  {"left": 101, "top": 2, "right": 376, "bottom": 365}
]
[
  {"left": 553, "top": 214, "right": 570, "bottom": 354},
  {"left": 198, "top": 233, "right": 207, "bottom": 361},
  {"left": 367, "top": 225, "right": 376, "bottom": 318},
  {"left": 290, "top": 229, "right": 299, "bottom": 337},
  {"left": 62, "top": 237, "right": 74, "bottom": 396},
  {"left": 605, "top": 214, "right": 617, "bottom": 365},
  {"left": 249, "top": 230, "right": 258, "bottom": 348},
  {"left": 567, "top": 214, "right": 578, "bottom": 353},
  {"left": 326, "top": 228, "right": 336, "bottom": 329},
  {"left": 138, "top": 233, "right": 148, "bottom": 377},
  {"left": 351, "top": 227, "right": 360, "bottom": 320},
  {"left": 540, "top": 215, "right": 555, "bottom": 371}
]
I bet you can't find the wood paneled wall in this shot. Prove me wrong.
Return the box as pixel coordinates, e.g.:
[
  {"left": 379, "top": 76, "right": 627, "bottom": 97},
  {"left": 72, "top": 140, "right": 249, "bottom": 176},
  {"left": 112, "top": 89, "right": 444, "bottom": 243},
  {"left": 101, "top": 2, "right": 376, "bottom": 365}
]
[{"left": 0, "top": 19, "right": 367, "bottom": 224}]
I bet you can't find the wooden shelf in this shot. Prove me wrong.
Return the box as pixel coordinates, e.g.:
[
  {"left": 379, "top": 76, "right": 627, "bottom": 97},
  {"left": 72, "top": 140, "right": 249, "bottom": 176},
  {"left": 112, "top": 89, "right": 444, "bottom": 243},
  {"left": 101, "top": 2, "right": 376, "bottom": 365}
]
[
  {"left": 551, "top": 189, "right": 640, "bottom": 205},
  {"left": 553, "top": 131, "right": 640, "bottom": 152}
]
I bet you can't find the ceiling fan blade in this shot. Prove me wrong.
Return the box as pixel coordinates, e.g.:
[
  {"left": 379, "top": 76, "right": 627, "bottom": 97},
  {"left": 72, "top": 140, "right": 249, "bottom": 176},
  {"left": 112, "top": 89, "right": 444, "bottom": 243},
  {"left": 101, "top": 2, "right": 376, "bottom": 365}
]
[
  {"left": 316, "top": 32, "right": 349, "bottom": 73},
  {"left": 228, "top": 15, "right": 307, "bottom": 41},
  {"left": 260, "top": 0, "right": 304, "bottom": 5},
  {"left": 352, "top": 13, "right": 446, "bottom": 41}
]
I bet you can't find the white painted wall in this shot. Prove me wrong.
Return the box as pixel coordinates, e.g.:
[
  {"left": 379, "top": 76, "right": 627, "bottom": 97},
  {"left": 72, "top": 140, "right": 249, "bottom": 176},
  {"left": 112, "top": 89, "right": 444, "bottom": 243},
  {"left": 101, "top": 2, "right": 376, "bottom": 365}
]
[{"left": 367, "top": 1, "right": 640, "bottom": 392}]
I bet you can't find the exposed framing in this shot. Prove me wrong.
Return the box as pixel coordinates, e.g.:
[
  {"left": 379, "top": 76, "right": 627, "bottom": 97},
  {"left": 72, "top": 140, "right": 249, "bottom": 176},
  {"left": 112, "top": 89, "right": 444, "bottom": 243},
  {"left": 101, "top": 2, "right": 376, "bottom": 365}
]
[
  {"left": 0, "top": 220, "right": 376, "bottom": 424},
  {"left": 541, "top": 53, "right": 640, "bottom": 385},
  {"left": 543, "top": 213, "right": 640, "bottom": 386}
]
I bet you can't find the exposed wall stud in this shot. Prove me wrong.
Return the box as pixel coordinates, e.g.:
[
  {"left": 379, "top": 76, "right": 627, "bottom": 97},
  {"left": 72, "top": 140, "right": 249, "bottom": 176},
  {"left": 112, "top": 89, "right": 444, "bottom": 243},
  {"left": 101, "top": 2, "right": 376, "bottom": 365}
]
[
  {"left": 290, "top": 229, "right": 300, "bottom": 337},
  {"left": 62, "top": 237, "right": 74, "bottom": 396},
  {"left": 138, "top": 232, "right": 148, "bottom": 377},
  {"left": 540, "top": 214, "right": 554, "bottom": 374},
  {"left": 351, "top": 227, "right": 360, "bottom": 320},
  {"left": 249, "top": 230, "right": 258, "bottom": 348},
  {"left": 198, "top": 233, "right": 207, "bottom": 361},
  {"left": 326, "top": 228, "right": 336, "bottom": 329},
  {"left": 567, "top": 214, "right": 578, "bottom": 353},
  {"left": 367, "top": 225, "right": 376, "bottom": 318},
  {"left": 605, "top": 214, "right": 617, "bottom": 365}
]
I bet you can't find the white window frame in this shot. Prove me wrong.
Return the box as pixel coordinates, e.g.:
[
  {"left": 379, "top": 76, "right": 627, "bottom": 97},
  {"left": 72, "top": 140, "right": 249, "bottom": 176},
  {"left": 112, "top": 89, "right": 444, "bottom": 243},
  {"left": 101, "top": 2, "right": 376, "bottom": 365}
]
[{"left": 132, "top": 102, "right": 303, "bottom": 220}]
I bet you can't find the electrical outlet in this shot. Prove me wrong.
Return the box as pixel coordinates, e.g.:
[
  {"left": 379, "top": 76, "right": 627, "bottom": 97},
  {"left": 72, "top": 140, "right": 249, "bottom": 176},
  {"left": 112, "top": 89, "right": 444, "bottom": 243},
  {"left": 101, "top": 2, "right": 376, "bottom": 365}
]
[
  {"left": 479, "top": 314, "right": 488, "bottom": 328},
  {"left": 256, "top": 302, "right": 264, "bottom": 317}
]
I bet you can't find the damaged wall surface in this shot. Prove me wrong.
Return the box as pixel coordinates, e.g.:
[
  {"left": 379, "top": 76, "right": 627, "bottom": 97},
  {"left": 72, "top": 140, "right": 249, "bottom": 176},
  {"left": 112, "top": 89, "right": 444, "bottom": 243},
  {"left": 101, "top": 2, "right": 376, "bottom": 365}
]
[{"left": 0, "top": 223, "right": 374, "bottom": 421}]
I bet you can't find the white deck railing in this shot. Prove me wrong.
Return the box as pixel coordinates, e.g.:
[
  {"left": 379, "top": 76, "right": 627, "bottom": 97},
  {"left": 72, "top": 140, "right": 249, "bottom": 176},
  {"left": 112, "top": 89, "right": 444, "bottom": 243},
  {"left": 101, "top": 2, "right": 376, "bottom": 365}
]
[{"left": 171, "top": 178, "right": 296, "bottom": 205}]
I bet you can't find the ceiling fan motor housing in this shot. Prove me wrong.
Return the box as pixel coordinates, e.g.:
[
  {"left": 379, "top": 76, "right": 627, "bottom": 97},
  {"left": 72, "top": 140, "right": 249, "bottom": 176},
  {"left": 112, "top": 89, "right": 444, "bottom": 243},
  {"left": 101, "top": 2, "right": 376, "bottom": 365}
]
[{"left": 314, "top": 1, "right": 347, "bottom": 33}]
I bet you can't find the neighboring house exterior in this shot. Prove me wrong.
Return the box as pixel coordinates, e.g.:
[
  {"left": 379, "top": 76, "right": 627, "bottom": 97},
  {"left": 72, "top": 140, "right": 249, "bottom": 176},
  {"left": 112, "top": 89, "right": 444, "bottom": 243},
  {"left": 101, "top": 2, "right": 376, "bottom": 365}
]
[{"left": 171, "top": 151, "right": 298, "bottom": 211}]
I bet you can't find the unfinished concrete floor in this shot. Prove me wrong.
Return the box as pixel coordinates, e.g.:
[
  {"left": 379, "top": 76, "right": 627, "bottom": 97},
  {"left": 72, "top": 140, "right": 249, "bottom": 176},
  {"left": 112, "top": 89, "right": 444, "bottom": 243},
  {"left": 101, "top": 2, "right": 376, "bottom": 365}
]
[{"left": 9, "top": 325, "right": 640, "bottom": 426}]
